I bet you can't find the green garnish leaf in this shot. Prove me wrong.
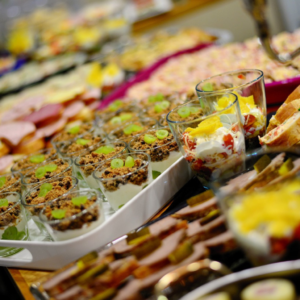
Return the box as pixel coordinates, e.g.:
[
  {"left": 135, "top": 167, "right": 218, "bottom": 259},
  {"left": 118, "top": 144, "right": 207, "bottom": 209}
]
[
  {"left": 0, "top": 198, "right": 8, "bottom": 207},
  {"left": 76, "top": 172, "right": 84, "bottom": 180},
  {"left": 178, "top": 107, "right": 191, "bottom": 118},
  {"left": 44, "top": 164, "right": 58, "bottom": 172},
  {"left": 35, "top": 166, "right": 46, "bottom": 179},
  {"left": 51, "top": 209, "right": 66, "bottom": 219},
  {"left": 111, "top": 158, "right": 124, "bottom": 169},
  {"left": 67, "top": 125, "right": 80, "bottom": 134},
  {"left": 125, "top": 156, "right": 135, "bottom": 168},
  {"left": 76, "top": 139, "right": 90, "bottom": 146},
  {"left": 108, "top": 100, "right": 123, "bottom": 112},
  {"left": 202, "top": 82, "right": 214, "bottom": 92},
  {"left": 94, "top": 146, "right": 115, "bottom": 155},
  {"left": 156, "top": 129, "right": 168, "bottom": 140},
  {"left": 144, "top": 134, "right": 157, "bottom": 144},
  {"left": 30, "top": 154, "right": 45, "bottom": 164},
  {"left": 72, "top": 196, "right": 88, "bottom": 206},
  {"left": 2, "top": 226, "right": 18, "bottom": 240},
  {"left": 152, "top": 170, "right": 161, "bottom": 179},
  {"left": 38, "top": 183, "right": 53, "bottom": 197},
  {"left": 123, "top": 124, "right": 143, "bottom": 135},
  {"left": 142, "top": 184, "right": 149, "bottom": 190},
  {"left": 120, "top": 113, "right": 133, "bottom": 122},
  {"left": 110, "top": 116, "right": 122, "bottom": 125},
  {"left": 17, "top": 231, "right": 26, "bottom": 240},
  {"left": 118, "top": 204, "right": 124, "bottom": 209},
  {"left": 0, "top": 177, "right": 6, "bottom": 188}
]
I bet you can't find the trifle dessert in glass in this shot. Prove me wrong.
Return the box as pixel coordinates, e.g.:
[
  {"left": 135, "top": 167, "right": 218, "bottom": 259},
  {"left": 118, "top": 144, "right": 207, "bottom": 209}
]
[
  {"left": 196, "top": 69, "right": 266, "bottom": 149},
  {"left": 167, "top": 94, "right": 245, "bottom": 183},
  {"left": 0, "top": 191, "right": 28, "bottom": 257},
  {"left": 11, "top": 148, "right": 57, "bottom": 175},
  {"left": 51, "top": 121, "right": 94, "bottom": 150},
  {"left": 39, "top": 189, "right": 104, "bottom": 241},
  {"left": 128, "top": 127, "right": 181, "bottom": 178},
  {"left": 93, "top": 152, "right": 152, "bottom": 211},
  {"left": 0, "top": 173, "right": 21, "bottom": 194},
  {"left": 74, "top": 141, "right": 127, "bottom": 189},
  {"left": 21, "top": 157, "right": 73, "bottom": 193},
  {"left": 22, "top": 176, "right": 78, "bottom": 235},
  {"left": 107, "top": 118, "right": 158, "bottom": 143}
]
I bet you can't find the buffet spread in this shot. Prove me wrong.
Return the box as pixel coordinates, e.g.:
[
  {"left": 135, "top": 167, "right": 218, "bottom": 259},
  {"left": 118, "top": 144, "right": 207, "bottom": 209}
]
[{"left": 1, "top": 8, "right": 300, "bottom": 299}]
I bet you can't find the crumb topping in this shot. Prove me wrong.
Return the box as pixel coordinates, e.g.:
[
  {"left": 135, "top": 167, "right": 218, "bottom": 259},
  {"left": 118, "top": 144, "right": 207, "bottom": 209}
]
[
  {"left": 0, "top": 202, "right": 21, "bottom": 228},
  {"left": 0, "top": 174, "right": 21, "bottom": 194},
  {"left": 53, "top": 123, "right": 93, "bottom": 143},
  {"left": 100, "top": 159, "right": 149, "bottom": 191},
  {"left": 44, "top": 195, "right": 99, "bottom": 231}
]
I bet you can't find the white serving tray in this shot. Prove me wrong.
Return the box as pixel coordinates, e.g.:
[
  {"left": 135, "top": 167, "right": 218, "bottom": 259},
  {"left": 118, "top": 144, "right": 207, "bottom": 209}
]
[{"left": 0, "top": 157, "right": 192, "bottom": 270}]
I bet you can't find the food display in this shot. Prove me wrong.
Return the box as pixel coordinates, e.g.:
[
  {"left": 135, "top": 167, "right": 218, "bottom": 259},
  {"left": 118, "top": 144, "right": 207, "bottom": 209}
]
[
  {"left": 93, "top": 153, "right": 152, "bottom": 210},
  {"left": 0, "top": 173, "right": 21, "bottom": 194},
  {"left": 128, "top": 127, "right": 181, "bottom": 177},
  {"left": 39, "top": 190, "right": 104, "bottom": 241}
]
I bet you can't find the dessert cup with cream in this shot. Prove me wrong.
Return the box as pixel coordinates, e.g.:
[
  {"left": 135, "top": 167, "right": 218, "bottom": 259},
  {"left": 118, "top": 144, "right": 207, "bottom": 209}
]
[
  {"left": 93, "top": 152, "right": 152, "bottom": 211},
  {"left": 39, "top": 189, "right": 104, "bottom": 241}
]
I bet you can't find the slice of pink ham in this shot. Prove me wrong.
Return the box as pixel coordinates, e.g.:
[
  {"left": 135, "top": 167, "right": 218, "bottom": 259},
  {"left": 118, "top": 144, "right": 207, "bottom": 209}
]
[
  {"left": 63, "top": 102, "right": 85, "bottom": 119},
  {"left": 0, "top": 122, "right": 36, "bottom": 146},
  {"left": 34, "top": 117, "right": 67, "bottom": 139},
  {"left": 0, "top": 155, "right": 13, "bottom": 173},
  {"left": 138, "top": 229, "right": 186, "bottom": 267},
  {"left": 88, "top": 101, "right": 101, "bottom": 111},
  {"left": 23, "top": 104, "right": 63, "bottom": 125},
  {"left": 80, "top": 88, "right": 101, "bottom": 102},
  {"left": 172, "top": 197, "right": 218, "bottom": 220},
  {"left": 204, "top": 231, "right": 237, "bottom": 254}
]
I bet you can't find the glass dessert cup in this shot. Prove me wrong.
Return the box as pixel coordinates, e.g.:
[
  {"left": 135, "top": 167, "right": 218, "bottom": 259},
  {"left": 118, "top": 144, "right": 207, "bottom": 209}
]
[
  {"left": 21, "top": 157, "right": 73, "bottom": 194},
  {"left": 0, "top": 191, "right": 28, "bottom": 257},
  {"left": 167, "top": 94, "right": 245, "bottom": 185},
  {"left": 74, "top": 141, "right": 128, "bottom": 190},
  {"left": 128, "top": 127, "right": 182, "bottom": 178},
  {"left": 93, "top": 152, "right": 152, "bottom": 211},
  {"left": 51, "top": 121, "right": 95, "bottom": 150},
  {"left": 0, "top": 172, "right": 22, "bottom": 194},
  {"left": 22, "top": 176, "right": 79, "bottom": 237},
  {"left": 39, "top": 189, "right": 104, "bottom": 241},
  {"left": 11, "top": 148, "right": 58, "bottom": 176},
  {"left": 107, "top": 117, "right": 158, "bottom": 143},
  {"left": 196, "top": 69, "right": 266, "bottom": 150}
]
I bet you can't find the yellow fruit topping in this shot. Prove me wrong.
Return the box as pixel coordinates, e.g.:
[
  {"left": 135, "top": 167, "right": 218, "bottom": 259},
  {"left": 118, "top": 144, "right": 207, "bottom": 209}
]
[
  {"left": 186, "top": 115, "right": 223, "bottom": 137},
  {"left": 231, "top": 179, "right": 300, "bottom": 238},
  {"left": 87, "top": 63, "right": 103, "bottom": 87},
  {"left": 215, "top": 95, "right": 235, "bottom": 114},
  {"left": 103, "top": 63, "right": 120, "bottom": 77}
]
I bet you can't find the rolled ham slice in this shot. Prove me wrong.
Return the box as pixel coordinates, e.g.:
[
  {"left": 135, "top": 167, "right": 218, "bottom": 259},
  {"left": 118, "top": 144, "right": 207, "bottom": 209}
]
[
  {"left": 80, "top": 88, "right": 101, "bottom": 102},
  {"left": 23, "top": 104, "right": 63, "bottom": 125},
  {"left": 0, "top": 122, "right": 36, "bottom": 146},
  {"left": 63, "top": 102, "right": 85, "bottom": 119},
  {"left": 34, "top": 117, "right": 67, "bottom": 139},
  {"left": 172, "top": 197, "right": 218, "bottom": 221}
]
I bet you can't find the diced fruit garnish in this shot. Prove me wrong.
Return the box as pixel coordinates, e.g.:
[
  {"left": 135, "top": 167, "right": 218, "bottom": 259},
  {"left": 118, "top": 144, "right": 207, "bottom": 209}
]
[
  {"left": 110, "top": 116, "right": 122, "bottom": 125},
  {"left": 187, "top": 116, "right": 223, "bottom": 136},
  {"left": 111, "top": 158, "right": 124, "bottom": 169},
  {"left": 77, "top": 263, "right": 108, "bottom": 283},
  {"left": 72, "top": 196, "right": 88, "bottom": 206},
  {"left": 125, "top": 156, "right": 135, "bottom": 168},
  {"left": 35, "top": 167, "right": 46, "bottom": 179},
  {"left": 44, "top": 164, "right": 58, "bottom": 172},
  {"left": 94, "top": 145, "right": 115, "bottom": 154},
  {"left": 156, "top": 129, "right": 168, "bottom": 140},
  {"left": 154, "top": 100, "right": 170, "bottom": 113},
  {"left": 148, "top": 93, "right": 164, "bottom": 103},
  {"left": 38, "top": 183, "right": 53, "bottom": 197},
  {"left": 223, "top": 134, "right": 234, "bottom": 150},
  {"left": 120, "top": 113, "right": 133, "bottom": 122},
  {"left": 168, "top": 241, "right": 193, "bottom": 264},
  {"left": 51, "top": 209, "right": 66, "bottom": 219},
  {"left": 67, "top": 125, "right": 80, "bottom": 134},
  {"left": 123, "top": 124, "right": 143, "bottom": 135},
  {"left": 30, "top": 154, "right": 45, "bottom": 164},
  {"left": 0, "top": 198, "right": 8, "bottom": 207},
  {"left": 178, "top": 107, "right": 191, "bottom": 118},
  {"left": 152, "top": 170, "right": 161, "bottom": 179},
  {"left": 108, "top": 100, "right": 123, "bottom": 112},
  {"left": 0, "top": 177, "right": 6, "bottom": 188},
  {"left": 76, "top": 139, "right": 90, "bottom": 146},
  {"left": 254, "top": 154, "right": 271, "bottom": 173},
  {"left": 187, "top": 190, "right": 214, "bottom": 207},
  {"left": 278, "top": 158, "right": 294, "bottom": 176},
  {"left": 132, "top": 236, "right": 162, "bottom": 260},
  {"left": 202, "top": 82, "right": 213, "bottom": 91},
  {"left": 190, "top": 107, "right": 200, "bottom": 114},
  {"left": 144, "top": 134, "right": 157, "bottom": 144},
  {"left": 127, "top": 227, "right": 150, "bottom": 244},
  {"left": 161, "top": 101, "right": 170, "bottom": 109}
]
